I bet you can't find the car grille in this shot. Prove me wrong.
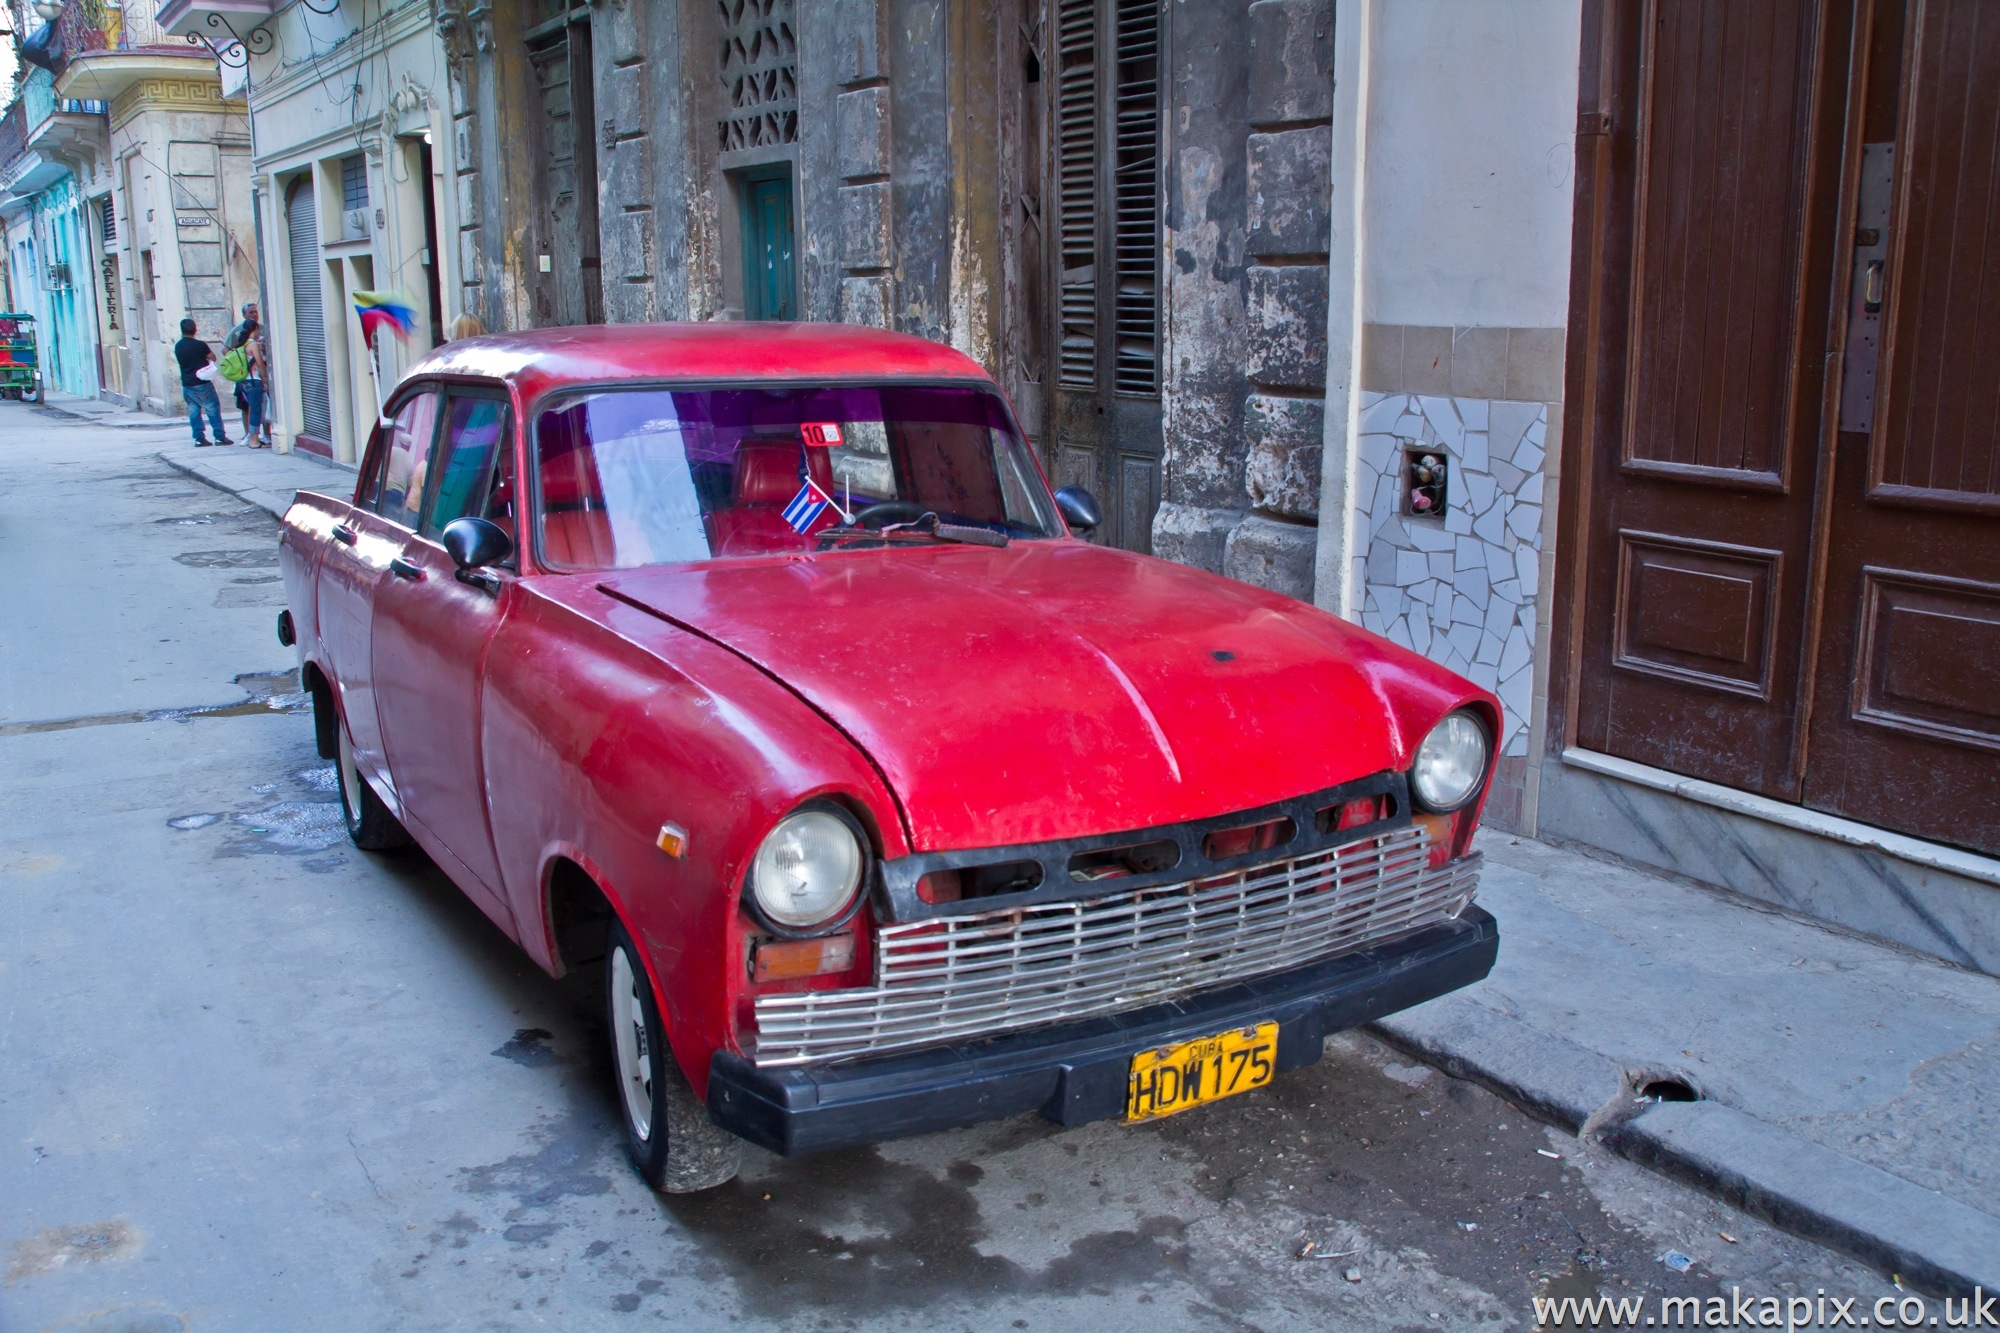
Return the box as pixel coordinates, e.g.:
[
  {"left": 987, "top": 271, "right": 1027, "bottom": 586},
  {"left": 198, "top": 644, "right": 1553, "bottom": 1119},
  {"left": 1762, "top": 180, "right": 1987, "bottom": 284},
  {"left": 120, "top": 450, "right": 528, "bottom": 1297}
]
[{"left": 751, "top": 824, "right": 1480, "bottom": 1067}]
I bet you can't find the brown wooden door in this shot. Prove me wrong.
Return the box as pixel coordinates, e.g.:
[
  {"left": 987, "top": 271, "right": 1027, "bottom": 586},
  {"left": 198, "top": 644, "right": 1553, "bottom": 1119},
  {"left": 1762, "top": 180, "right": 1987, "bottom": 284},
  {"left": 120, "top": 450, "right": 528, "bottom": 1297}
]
[
  {"left": 1572, "top": 0, "right": 1859, "bottom": 797},
  {"left": 1802, "top": 0, "right": 2000, "bottom": 854},
  {"left": 1572, "top": 0, "right": 2000, "bottom": 855}
]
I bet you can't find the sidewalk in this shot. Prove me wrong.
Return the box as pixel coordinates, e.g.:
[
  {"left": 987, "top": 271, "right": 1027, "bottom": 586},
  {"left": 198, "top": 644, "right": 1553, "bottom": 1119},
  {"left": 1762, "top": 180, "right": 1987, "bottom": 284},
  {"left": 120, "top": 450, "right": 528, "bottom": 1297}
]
[
  {"left": 159, "top": 437, "right": 2000, "bottom": 1297},
  {"left": 1382, "top": 835, "right": 2000, "bottom": 1295},
  {"left": 34, "top": 388, "right": 186, "bottom": 430},
  {"left": 159, "top": 439, "right": 354, "bottom": 518}
]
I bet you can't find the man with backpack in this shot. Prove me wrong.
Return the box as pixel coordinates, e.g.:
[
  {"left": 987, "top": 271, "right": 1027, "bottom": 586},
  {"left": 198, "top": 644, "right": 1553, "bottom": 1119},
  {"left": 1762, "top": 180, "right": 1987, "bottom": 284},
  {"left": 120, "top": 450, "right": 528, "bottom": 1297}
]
[{"left": 174, "top": 318, "right": 230, "bottom": 447}]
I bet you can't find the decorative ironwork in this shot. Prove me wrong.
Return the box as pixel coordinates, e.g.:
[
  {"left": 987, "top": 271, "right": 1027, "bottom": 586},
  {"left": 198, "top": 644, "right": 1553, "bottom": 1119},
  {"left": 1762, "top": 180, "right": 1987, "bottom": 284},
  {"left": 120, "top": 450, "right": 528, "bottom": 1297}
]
[
  {"left": 717, "top": 0, "right": 797, "bottom": 151},
  {"left": 181, "top": 11, "right": 276, "bottom": 66}
]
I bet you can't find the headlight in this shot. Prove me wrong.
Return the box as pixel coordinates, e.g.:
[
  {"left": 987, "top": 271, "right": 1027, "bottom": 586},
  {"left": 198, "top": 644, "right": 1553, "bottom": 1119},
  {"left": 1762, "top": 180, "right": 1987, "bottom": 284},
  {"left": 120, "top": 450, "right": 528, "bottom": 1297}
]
[
  {"left": 749, "top": 808, "right": 865, "bottom": 932},
  {"left": 1410, "top": 710, "right": 1489, "bottom": 812}
]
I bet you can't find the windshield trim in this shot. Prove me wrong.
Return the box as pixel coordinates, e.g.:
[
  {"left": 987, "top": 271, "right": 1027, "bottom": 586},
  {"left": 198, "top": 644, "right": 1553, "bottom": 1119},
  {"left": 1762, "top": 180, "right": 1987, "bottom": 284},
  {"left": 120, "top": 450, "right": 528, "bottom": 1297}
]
[{"left": 526, "top": 376, "right": 1054, "bottom": 575}]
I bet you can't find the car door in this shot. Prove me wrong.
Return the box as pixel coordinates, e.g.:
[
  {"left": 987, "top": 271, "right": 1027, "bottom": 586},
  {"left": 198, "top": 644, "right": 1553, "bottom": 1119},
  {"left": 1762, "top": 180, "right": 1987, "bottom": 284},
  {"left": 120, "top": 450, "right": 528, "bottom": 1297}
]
[
  {"left": 371, "top": 386, "right": 519, "bottom": 930},
  {"left": 316, "top": 387, "right": 439, "bottom": 792}
]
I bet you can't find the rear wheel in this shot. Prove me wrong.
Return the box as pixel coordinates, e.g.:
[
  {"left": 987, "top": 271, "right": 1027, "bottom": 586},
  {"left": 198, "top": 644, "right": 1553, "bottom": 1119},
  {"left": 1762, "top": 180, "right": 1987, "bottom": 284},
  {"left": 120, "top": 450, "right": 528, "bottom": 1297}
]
[
  {"left": 335, "top": 711, "right": 411, "bottom": 850},
  {"left": 607, "top": 919, "right": 741, "bottom": 1193}
]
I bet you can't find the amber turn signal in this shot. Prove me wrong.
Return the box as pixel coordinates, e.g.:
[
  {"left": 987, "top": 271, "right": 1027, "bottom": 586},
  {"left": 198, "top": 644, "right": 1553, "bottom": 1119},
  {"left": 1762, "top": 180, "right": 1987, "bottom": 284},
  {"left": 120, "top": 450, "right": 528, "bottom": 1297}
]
[
  {"left": 655, "top": 822, "right": 689, "bottom": 858},
  {"left": 751, "top": 932, "right": 856, "bottom": 984},
  {"left": 1414, "top": 811, "right": 1456, "bottom": 868}
]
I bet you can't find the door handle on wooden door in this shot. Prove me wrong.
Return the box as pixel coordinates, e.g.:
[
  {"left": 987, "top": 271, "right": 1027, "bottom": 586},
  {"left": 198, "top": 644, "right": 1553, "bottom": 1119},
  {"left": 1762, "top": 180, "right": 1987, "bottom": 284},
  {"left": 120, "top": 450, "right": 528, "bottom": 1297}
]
[{"left": 1838, "top": 142, "right": 1896, "bottom": 434}]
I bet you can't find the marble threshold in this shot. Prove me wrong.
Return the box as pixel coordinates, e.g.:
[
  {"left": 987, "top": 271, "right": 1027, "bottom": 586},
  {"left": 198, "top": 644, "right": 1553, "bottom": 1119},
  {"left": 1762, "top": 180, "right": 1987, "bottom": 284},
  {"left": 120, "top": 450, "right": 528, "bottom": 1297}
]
[{"left": 1561, "top": 748, "right": 2000, "bottom": 891}]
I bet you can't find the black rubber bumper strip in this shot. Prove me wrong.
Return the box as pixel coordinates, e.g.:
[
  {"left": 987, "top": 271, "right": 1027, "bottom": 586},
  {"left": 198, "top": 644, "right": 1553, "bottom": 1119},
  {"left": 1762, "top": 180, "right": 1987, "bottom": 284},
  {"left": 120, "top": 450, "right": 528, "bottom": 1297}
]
[{"left": 707, "top": 906, "right": 1498, "bottom": 1156}]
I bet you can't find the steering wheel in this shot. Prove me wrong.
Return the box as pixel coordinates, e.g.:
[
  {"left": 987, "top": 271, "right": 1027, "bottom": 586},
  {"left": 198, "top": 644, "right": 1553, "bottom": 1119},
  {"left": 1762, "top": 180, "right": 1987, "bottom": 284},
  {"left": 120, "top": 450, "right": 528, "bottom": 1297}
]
[{"left": 852, "top": 500, "right": 931, "bottom": 530}]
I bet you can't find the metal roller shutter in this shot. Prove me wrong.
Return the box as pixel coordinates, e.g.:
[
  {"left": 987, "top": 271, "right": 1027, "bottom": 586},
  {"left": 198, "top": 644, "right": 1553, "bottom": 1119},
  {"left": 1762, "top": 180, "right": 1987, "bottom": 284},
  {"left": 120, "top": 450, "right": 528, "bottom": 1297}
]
[{"left": 285, "top": 177, "right": 332, "bottom": 443}]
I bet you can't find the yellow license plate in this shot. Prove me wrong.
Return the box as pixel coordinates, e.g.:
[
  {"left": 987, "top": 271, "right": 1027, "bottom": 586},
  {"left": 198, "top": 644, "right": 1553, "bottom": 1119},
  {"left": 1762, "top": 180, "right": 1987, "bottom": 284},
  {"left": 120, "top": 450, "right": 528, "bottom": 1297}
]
[{"left": 1126, "top": 1021, "right": 1278, "bottom": 1122}]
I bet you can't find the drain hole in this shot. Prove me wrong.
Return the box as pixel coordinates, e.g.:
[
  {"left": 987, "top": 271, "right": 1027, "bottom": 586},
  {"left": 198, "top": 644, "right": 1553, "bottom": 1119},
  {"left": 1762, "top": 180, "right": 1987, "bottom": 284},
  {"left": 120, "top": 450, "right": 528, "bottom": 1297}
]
[{"left": 1639, "top": 1078, "right": 1700, "bottom": 1103}]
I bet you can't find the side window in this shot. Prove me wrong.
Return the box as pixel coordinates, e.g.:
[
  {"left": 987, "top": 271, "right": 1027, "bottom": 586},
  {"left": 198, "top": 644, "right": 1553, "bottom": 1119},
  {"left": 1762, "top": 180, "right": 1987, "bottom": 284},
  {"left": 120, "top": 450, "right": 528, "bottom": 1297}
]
[
  {"left": 374, "top": 390, "right": 440, "bottom": 528},
  {"left": 423, "top": 396, "right": 511, "bottom": 539}
]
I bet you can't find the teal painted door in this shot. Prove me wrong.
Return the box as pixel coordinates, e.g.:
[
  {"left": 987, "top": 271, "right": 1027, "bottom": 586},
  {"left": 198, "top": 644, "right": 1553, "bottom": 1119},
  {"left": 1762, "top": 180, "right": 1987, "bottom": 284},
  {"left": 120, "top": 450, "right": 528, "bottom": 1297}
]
[{"left": 743, "top": 173, "right": 795, "bottom": 321}]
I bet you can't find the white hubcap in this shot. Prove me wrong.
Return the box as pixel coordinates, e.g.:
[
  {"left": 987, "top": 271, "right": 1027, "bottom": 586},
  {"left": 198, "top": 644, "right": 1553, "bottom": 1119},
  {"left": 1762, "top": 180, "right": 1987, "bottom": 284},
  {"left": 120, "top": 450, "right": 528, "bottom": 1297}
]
[{"left": 611, "top": 945, "right": 654, "bottom": 1142}]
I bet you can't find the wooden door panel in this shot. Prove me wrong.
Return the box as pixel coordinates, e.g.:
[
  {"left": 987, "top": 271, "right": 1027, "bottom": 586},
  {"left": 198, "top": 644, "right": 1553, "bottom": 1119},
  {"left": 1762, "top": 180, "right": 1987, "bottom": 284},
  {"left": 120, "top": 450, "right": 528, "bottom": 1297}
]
[
  {"left": 1869, "top": 0, "right": 2000, "bottom": 514},
  {"left": 1804, "top": 0, "right": 2000, "bottom": 854},
  {"left": 1612, "top": 531, "right": 1781, "bottom": 699},
  {"left": 1574, "top": 0, "right": 1855, "bottom": 796},
  {"left": 1850, "top": 568, "right": 2000, "bottom": 754},
  {"left": 1623, "top": 0, "right": 1823, "bottom": 487}
]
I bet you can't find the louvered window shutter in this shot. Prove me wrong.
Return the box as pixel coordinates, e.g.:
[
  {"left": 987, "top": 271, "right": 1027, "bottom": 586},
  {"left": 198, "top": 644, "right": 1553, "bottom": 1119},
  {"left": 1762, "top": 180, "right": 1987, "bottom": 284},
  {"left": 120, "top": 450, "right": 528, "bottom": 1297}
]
[
  {"left": 1055, "top": 0, "right": 1098, "bottom": 389},
  {"left": 1052, "top": 0, "right": 1159, "bottom": 396},
  {"left": 1111, "top": 0, "right": 1158, "bottom": 394}
]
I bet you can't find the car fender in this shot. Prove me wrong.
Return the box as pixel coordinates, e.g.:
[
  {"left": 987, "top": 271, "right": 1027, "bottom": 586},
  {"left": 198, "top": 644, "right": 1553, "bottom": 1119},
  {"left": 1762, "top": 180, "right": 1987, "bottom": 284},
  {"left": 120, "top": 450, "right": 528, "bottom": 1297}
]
[{"left": 482, "top": 580, "right": 905, "bottom": 1098}]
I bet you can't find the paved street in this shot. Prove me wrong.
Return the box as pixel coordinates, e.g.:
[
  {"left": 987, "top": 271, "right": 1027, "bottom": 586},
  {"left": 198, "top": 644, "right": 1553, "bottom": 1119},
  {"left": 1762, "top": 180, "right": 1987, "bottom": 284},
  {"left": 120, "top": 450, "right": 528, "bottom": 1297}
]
[{"left": 0, "top": 409, "right": 1910, "bottom": 1329}]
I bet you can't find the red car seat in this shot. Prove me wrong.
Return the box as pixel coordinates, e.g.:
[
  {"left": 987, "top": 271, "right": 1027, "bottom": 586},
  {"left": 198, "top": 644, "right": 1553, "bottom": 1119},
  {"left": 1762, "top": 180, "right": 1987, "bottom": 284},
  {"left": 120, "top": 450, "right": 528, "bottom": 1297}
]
[{"left": 705, "top": 441, "right": 837, "bottom": 556}]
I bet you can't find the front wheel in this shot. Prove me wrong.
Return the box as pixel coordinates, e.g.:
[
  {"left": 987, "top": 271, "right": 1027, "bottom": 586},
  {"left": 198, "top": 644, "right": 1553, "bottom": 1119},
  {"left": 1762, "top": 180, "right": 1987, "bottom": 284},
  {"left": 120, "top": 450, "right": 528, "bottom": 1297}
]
[
  {"left": 334, "top": 712, "right": 412, "bottom": 850},
  {"left": 608, "top": 920, "right": 741, "bottom": 1193}
]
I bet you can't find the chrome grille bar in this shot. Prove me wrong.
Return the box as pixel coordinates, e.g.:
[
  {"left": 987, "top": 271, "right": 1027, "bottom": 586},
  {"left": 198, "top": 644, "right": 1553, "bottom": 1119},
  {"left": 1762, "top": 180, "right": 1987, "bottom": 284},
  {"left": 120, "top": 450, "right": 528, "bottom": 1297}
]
[{"left": 751, "top": 824, "right": 1480, "bottom": 1067}]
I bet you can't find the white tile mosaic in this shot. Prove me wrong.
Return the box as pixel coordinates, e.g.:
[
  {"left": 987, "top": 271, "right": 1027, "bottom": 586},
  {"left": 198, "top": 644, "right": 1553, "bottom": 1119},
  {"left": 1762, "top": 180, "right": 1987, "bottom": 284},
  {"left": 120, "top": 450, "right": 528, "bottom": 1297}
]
[{"left": 1354, "top": 391, "right": 1551, "bottom": 753}]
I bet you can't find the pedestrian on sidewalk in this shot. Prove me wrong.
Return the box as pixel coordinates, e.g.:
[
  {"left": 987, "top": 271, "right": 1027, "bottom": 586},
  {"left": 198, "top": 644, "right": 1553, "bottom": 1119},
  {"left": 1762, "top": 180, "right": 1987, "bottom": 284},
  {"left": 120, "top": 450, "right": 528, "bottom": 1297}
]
[
  {"left": 225, "top": 305, "right": 270, "bottom": 447},
  {"left": 174, "top": 318, "right": 230, "bottom": 447}
]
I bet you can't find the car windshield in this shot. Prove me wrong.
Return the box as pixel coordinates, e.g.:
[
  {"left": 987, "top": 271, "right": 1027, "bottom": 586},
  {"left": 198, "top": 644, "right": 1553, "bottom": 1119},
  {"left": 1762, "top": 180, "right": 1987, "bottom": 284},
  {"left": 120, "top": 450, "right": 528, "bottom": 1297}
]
[{"left": 533, "top": 383, "right": 1060, "bottom": 570}]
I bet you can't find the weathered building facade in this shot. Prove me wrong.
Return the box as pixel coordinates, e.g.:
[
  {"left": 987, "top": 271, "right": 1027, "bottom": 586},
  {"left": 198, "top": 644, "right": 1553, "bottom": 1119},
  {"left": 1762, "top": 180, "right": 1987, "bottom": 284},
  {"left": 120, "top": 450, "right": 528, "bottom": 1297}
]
[
  {"left": 2, "top": 0, "right": 257, "bottom": 410},
  {"left": 429, "top": 0, "right": 1340, "bottom": 571},
  {"left": 163, "top": 0, "right": 461, "bottom": 459}
]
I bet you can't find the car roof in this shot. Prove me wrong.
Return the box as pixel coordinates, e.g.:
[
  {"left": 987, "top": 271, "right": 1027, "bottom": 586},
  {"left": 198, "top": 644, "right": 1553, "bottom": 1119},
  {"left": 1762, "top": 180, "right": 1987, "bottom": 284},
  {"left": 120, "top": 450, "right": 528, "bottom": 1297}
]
[{"left": 400, "top": 322, "right": 994, "bottom": 402}]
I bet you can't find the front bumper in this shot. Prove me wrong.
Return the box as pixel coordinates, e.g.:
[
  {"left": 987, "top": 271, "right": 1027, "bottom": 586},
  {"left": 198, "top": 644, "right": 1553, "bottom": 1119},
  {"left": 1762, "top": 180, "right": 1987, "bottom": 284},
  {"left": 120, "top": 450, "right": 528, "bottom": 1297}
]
[{"left": 707, "top": 906, "right": 1497, "bottom": 1156}]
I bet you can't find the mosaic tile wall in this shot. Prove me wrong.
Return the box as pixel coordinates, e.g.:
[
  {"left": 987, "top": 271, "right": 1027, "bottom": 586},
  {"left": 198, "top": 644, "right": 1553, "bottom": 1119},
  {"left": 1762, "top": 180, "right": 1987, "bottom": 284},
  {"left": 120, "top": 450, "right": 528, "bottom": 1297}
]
[{"left": 1354, "top": 392, "right": 1549, "bottom": 763}]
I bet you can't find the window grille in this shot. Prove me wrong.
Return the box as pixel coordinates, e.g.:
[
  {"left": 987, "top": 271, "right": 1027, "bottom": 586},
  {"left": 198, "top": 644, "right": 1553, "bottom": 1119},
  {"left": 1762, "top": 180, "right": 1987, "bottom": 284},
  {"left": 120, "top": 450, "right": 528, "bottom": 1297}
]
[
  {"left": 717, "top": 0, "right": 798, "bottom": 151},
  {"left": 341, "top": 154, "right": 368, "bottom": 211}
]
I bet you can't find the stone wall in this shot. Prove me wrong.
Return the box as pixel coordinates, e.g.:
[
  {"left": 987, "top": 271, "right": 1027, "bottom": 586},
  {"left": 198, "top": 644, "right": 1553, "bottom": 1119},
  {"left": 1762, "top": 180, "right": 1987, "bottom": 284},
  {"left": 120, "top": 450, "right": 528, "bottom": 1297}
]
[{"left": 1154, "top": 0, "right": 1332, "bottom": 602}]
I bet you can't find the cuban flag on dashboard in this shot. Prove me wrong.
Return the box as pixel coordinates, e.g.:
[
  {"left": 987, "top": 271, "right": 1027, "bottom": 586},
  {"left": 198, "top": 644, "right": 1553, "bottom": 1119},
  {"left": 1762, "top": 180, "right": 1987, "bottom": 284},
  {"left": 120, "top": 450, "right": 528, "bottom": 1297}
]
[{"left": 781, "top": 481, "right": 828, "bottom": 533}]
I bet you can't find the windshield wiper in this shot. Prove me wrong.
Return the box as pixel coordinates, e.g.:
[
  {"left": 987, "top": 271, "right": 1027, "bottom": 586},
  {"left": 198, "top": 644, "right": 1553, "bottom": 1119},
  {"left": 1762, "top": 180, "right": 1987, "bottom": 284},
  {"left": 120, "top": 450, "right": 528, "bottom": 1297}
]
[{"left": 816, "top": 512, "right": 1009, "bottom": 550}]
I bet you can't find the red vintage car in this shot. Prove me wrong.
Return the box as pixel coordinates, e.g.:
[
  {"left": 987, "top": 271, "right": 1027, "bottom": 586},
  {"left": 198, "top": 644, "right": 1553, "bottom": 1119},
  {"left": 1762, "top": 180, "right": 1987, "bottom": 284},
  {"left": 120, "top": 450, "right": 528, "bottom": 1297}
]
[{"left": 277, "top": 323, "right": 1499, "bottom": 1192}]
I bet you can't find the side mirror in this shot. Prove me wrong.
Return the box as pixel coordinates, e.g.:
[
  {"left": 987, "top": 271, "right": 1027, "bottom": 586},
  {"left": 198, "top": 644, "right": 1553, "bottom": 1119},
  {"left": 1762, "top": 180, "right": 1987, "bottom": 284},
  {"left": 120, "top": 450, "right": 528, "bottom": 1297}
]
[
  {"left": 441, "top": 516, "right": 514, "bottom": 572},
  {"left": 1054, "top": 485, "right": 1102, "bottom": 536}
]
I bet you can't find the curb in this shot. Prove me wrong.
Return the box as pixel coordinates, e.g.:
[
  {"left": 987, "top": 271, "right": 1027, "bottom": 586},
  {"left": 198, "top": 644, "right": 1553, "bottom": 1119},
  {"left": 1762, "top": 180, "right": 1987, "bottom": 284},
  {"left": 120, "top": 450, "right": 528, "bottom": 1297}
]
[
  {"left": 1369, "top": 995, "right": 2000, "bottom": 1297},
  {"left": 1606, "top": 1100, "right": 2000, "bottom": 1296},
  {"left": 159, "top": 451, "right": 292, "bottom": 518}
]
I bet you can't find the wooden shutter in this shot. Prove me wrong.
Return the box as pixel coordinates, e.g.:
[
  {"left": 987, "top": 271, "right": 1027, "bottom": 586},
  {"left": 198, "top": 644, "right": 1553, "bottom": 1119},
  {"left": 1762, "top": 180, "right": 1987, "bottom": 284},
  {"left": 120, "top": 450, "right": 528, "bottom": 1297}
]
[
  {"left": 1054, "top": 0, "right": 1098, "bottom": 388},
  {"left": 1052, "top": 0, "right": 1159, "bottom": 395},
  {"left": 1111, "top": 0, "right": 1158, "bottom": 393}
]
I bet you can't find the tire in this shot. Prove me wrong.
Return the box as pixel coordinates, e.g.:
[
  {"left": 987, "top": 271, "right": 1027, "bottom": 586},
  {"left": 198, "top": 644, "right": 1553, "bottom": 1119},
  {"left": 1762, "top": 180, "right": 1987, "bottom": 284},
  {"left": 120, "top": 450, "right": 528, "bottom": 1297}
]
[
  {"left": 334, "top": 709, "right": 412, "bottom": 851},
  {"left": 607, "top": 919, "right": 741, "bottom": 1193}
]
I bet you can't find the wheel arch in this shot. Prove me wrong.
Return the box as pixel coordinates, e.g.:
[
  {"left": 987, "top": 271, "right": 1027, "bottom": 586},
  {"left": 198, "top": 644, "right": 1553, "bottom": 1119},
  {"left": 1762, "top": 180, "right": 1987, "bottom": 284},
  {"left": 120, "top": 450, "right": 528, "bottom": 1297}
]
[
  {"left": 537, "top": 846, "right": 706, "bottom": 1091},
  {"left": 300, "top": 659, "right": 338, "bottom": 760}
]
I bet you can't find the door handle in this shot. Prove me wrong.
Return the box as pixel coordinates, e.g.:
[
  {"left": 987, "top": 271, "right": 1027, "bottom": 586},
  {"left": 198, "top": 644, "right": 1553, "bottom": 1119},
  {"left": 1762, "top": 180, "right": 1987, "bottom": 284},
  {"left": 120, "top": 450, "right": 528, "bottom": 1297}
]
[
  {"left": 389, "top": 557, "right": 425, "bottom": 581},
  {"left": 332, "top": 523, "right": 357, "bottom": 545},
  {"left": 1863, "top": 259, "right": 1885, "bottom": 315}
]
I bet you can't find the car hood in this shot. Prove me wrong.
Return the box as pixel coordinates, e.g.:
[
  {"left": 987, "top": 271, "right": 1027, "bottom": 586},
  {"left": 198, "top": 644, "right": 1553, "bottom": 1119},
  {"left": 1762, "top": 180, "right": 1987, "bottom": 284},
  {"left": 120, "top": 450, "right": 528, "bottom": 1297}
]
[{"left": 597, "top": 542, "right": 1483, "bottom": 853}]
